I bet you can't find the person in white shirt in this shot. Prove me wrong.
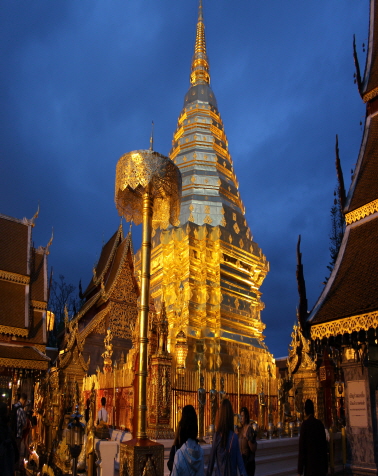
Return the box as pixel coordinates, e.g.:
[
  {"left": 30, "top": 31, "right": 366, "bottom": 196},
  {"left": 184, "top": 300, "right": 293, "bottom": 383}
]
[{"left": 97, "top": 397, "right": 108, "bottom": 424}]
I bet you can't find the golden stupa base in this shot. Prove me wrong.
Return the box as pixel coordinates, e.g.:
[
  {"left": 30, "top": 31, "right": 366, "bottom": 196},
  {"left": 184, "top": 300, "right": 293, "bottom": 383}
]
[{"left": 120, "top": 438, "right": 164, "bottom": 476}]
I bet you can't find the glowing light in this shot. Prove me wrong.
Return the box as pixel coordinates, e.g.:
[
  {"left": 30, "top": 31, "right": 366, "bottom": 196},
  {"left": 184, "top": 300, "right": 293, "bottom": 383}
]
[{"left": 175, "top": 330, "right": 188, "bottom": 370}]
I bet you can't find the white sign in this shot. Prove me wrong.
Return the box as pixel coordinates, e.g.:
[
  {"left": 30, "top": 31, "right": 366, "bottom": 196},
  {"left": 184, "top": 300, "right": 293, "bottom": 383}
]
[{"left": 347, "top": 380, "right": 368, "bottom": 428}]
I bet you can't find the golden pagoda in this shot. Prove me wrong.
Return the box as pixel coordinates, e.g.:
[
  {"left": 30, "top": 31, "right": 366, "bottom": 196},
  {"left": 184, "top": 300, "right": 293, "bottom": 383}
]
[{"left": 143, "top": 1, "right": 274, "bottom": 390}]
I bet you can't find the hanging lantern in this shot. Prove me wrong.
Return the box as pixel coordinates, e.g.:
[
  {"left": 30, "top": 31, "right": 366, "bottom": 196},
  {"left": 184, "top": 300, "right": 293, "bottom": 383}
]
[
  {"left": 67, "top": 406, "right": 85, "bottom": 450},
  {"left": 175, "top": 330, "right": 188, "bottom": 370}
]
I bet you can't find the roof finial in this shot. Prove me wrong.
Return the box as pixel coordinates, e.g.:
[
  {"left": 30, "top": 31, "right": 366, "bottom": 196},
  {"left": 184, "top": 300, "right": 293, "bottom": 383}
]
[
  {"left": 190, "top": 0, "right": 210, "bottom": 86},
  {"left": 30, "top": 203, "right": 40, "bottom": 227},
  {"left": 45, "top": 227, "right": 54, "bottom": 255},
  {"left": 296, "top": 235, "right": 308, "bottom": 337},
  {"left": 335, "top": 134, "right": 346, "bottom": 211},
  {"left": 353, "top": 35, "right": 363, "bottom": 98},
  {"left": 149, "top": 121, "right": 154, "bottom": 151}
]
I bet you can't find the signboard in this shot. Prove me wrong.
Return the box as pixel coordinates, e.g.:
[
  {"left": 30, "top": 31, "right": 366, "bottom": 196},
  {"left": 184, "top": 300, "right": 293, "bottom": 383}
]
[{"left": 347, "top": 380, "right": 368, "bottom": 428}]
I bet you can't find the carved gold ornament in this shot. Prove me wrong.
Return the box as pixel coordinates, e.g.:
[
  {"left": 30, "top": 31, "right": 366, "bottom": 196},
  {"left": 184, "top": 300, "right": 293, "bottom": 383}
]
[
  {"left": 115, "top": 150, "right": 181, "bottom": 229},
  {"left": 345, "top": 199, "right": 378, "bottom": 224},
  {"left": 0, "top": 356, "right": 48, "bottom": 370},
  {"left": 31, "top": 300, "right": 47, "bottom": 310},
  {"left": 363, "top": 86, "right": 378, "bottom": 103},
  {"left": 0, "top": 269, "right": 30, "bottom": 284},
  {"left": 311, "top": 310, "right": 378, "bottom": 339},
  {"left": 1, "top": 323, "right": 28, "bottom": 337}
]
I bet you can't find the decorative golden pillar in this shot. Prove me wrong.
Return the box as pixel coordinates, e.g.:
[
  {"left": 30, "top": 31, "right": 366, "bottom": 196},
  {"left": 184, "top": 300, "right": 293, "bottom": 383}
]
[{"left": 115, "top": 148, "right": 181, "bottom": 476}]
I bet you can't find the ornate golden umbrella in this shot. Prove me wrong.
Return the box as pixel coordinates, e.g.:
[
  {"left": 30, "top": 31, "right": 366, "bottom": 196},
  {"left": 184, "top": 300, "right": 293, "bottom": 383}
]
[{"left": 115, "top": 148, "right": 181, "bottom": 474}]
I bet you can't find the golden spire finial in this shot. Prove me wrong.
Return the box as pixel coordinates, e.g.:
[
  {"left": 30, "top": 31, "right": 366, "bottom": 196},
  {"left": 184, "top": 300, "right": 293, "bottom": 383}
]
[
  {"left": 149, "top": 121, "right": 154, "bottom": 151},
  {"left": 190, "top": 0, "right": 210, "bottom": 86}
]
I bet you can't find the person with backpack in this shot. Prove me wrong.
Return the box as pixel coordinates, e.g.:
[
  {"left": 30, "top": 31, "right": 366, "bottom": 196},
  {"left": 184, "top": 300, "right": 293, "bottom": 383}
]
[
  {"left": 12, "top": 393, "right": 27, "bottom": 473},
  {"left": 171, "top": 405, "right": 204, "bottom": 476},
  {"left": 207, "top": 399, "right": 247, "bottom": 476}
]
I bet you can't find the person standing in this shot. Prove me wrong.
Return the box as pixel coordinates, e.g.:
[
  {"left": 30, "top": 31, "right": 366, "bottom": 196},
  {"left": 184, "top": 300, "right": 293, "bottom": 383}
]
[
  {"left": 298, "top": 399, "right": 328, "bottom": 476},
  {"left": 171, "top": 405, "right": 204, "bottom": 476},
  {"left": 207, "top": 399, "right": 247, "bottom": 476},
  {"left": 97, "top": 397, "right": 108, "bottom": 424},
  {"left": 237, "top": 407, "right": 257, "bottom": 476},
  {"left": 12, "top": 393, "right": 27, "bottom": 474}
]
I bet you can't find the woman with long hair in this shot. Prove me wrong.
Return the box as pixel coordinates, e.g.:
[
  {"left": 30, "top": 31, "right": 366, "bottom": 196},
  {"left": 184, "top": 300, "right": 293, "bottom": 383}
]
[
  {"left": 237, "top": 407, "right": 257, "bottom": 476},
  {"left": 167, "top": 418, "right": 182, "bottom": 474},
  {"left": 206, "top": 399, "right": 246, "bottom": 476},
  {"left": 171, "top": 405, "right": 204, "bottom": 476}
]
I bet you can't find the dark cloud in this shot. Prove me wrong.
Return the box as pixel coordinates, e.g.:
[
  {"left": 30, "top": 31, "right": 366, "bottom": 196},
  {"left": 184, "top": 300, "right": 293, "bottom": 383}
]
[{"left": 1, "top": 1, "right": 369, "bottom": 358}]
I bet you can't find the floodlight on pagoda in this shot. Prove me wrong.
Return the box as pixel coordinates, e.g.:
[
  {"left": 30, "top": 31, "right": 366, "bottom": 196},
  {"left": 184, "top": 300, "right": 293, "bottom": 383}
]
[
  {"left": 115, "top": 148, "right": 181, "bottom": 440},
  {"left": 175, "top": 329, "right": 188, "bottom": 371},
  {"left": 46, "top": 311, "right": 55, "bottom": 332}
]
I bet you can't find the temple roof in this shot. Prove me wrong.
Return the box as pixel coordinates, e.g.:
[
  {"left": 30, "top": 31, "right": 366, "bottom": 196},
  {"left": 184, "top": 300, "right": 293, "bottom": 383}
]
[
  {"left": 309, "top": 215, "right": 378, "bottom": 325},
  {"left": 363, "top": 0, "right": 378, "bottom": 101},
  {"left": 309, "top": 1, "right": 378, "bottom": 332},
  {"left": 0, "top": 280, "right": 27, "bottom": 332},
  {"left": 83, "top": 224, "right": 123, "bottom": 297},
  {"left": 75, "top": 228, "right": 137, "bottom": 325},
  {"left": 0, "top": 213, "right": 48, "bottom": 341},
  {"left": 345, "top": 114, "right": 378, "bottom": 212},
  {"left": 0, "top": 343, "right": 50, "bottom": 370},
  {"left": 0, "top": 214, "right": 30, "bottom": 275}
]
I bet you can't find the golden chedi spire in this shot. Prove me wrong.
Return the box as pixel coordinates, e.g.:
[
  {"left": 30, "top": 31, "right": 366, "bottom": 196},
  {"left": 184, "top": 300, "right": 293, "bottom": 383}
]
[
  {"left": 170, "top": 0, "right": 246, "bottom": 231},
  {"left": 146, "top": 1, "right": 272, "bottom": 377},
  {"left": 190, "top": 0, "right": 210, "bottom": 86}
]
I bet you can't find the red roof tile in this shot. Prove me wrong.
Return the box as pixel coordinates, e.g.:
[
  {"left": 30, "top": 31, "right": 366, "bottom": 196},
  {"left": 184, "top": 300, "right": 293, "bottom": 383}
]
[
  {"left": 0, "top": 217, "right": 29, "bottom": 275},
  {"left": 0, "top": 280, "right": 26, "bottom": 330},
  {"left": 0, "top": 344, "right": 49, "bottom": 369},
  {"left": 364, "top": 0, "right": 378, "bottom": 99},
  {"left": 347, "top": 115, "right": 378, "bottom": 212},
  {"left": 310, "top": 216, "right": 378, "bottom": 325},
  {"left": 83, "top": 227, "right": 122, "bottom": 296}
]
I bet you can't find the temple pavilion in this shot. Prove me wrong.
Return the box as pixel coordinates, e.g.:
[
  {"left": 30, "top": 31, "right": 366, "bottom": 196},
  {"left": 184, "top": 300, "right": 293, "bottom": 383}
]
[{"left": 295, "top": 0, "right": 378, "bottom": 473}]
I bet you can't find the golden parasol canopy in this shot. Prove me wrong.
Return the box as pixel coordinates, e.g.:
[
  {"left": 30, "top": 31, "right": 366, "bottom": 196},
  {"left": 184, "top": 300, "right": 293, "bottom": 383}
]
[{"left": 115, "top": 149, "right": 182, "bottom": 229}]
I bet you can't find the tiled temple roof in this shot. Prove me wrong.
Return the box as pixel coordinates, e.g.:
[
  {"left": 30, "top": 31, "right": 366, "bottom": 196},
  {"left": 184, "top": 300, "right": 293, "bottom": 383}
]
[
  {"left": 0, "top": 280, "right": 27, "bottom": 331},
  {"left": 83, "top": 225, "right": 122, "bottom": 297},
  {"left": 363, "top": 0, "right": 378, "bottom": 101},
  {"left": 310, "top": 216, "right": 378, "bottom": 325},
  {"left": 309, "top": 0, "right": 378, "bottom": 331},
  {"left": 0, "top": 343, "right": 50, "bottom": 370},
  {"left": 346, "top": 115, "right": 378, "bottom": 212},
  {"left": 0, "top": 216, "right": 29, "bottom": 275}
]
